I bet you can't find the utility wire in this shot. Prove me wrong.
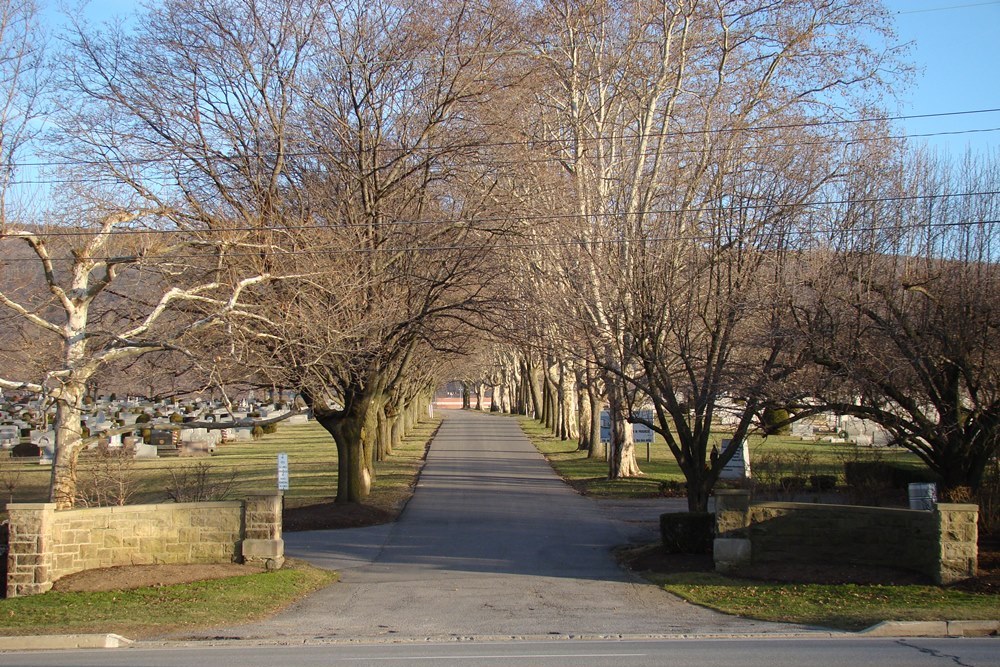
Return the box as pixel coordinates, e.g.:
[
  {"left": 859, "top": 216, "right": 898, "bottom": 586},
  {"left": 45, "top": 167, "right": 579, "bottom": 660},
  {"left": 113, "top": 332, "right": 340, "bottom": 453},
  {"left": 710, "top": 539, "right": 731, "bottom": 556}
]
[
  {"left": 7, "top": 124, "right": 1000, "bottom": 189},
  {"left": 2, "top": 218, "right": 996, "bottom": 264},
  {"left": 7, "top": 107, "right": 1000, "bottom": 175},
  {"left": 5, "top": 189, "right": 999, "bottom": 238}
]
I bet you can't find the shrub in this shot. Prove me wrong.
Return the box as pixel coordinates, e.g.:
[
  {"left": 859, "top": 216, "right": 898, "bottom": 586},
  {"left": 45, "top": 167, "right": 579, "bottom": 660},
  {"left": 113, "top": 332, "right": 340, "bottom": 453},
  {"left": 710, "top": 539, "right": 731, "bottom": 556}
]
[
  {"left": 809, "top": 475, "right": 837, "bottom": 492},
  {"left": 843, "top": 461, "right": 939, "bottom": 491},
  {"left": 660, "top": 512, "right": 714, "bottom": 554},
  {"left": 166, "top": 461, "right": 238, "bottom": 503},
  {"left": 780, "top": 476, "right": 807, "bottom": 493},
  {"left": 75, "top": 443, "right": 136, "bottom": 507},
  {"left": 762, "top": 408, "right": 791, "bottom": 435},
  {"left": 262, "top": 422, "right": 279, "bottom": 435},
  {"left": 658, "top": 480, "right": 686, "bottom": 497}
]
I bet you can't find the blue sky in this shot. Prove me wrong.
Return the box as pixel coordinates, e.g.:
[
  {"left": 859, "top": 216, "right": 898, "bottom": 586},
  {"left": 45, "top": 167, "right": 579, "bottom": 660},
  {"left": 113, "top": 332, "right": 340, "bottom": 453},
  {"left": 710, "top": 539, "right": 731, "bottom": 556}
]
[
  {"left": 884, "top": 0, "right": 999, "bottom": 154},
  {"left": 67, "top": 0, "right": 1000, "bottom": 156}
]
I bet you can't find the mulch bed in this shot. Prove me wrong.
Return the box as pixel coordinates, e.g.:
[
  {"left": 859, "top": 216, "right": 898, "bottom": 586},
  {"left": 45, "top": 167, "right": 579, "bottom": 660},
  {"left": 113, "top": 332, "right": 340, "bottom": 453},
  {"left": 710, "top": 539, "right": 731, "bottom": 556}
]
[{"left": 283, "top": 501, "right": 396, "bottom": 532}]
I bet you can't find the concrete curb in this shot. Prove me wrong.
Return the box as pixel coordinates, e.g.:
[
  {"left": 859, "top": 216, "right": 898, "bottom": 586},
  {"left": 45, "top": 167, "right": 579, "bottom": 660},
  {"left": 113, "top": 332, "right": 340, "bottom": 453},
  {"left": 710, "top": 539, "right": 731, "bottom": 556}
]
[
  {"left": 861, "top": 620, "right": 999, "bottom": 638},
  {"left": 0, "top": 633, "right": 133, "bottom": 651},
  {"left": 2, "top": 622, "right": 996, "bottom": 651}
]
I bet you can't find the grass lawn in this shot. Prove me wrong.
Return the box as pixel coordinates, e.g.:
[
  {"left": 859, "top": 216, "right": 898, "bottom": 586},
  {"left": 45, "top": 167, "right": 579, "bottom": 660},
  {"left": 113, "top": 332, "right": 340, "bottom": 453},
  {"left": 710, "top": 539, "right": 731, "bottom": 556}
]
[
  {"left": 523, "top": 414, "right": 999, "bottom": 630},
  {"left": 1, "top": 416, "right": 440, "bottom": 513},
  {"left": 0, "top": 560, "right": 337, "bottom": 638},
  {"left": 0, "top": 417, "right": 437, "bottom": 638},
  {"left": 655, "top": 571, "right": 999, "bottom": 632},
  {"left": 517, "top": 415, "right": 926, "bottom": 499}
]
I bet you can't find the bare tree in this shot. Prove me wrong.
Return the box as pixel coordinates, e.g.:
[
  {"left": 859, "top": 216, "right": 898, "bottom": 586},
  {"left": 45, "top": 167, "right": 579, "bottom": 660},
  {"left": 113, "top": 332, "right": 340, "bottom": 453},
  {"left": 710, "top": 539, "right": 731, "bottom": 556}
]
[
  {"left": 793, "top": 148, "right": 1000, "bottom": 492},
  {"left": 0, "top": 214, "right": 279, "bottom": 507}
]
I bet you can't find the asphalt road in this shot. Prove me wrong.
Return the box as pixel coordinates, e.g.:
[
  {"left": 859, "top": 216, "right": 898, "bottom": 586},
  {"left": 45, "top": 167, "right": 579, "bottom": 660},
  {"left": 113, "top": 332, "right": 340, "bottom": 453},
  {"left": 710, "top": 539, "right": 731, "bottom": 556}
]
[
  {"left": 4, "top": 638, "right": 999, "bottom": 667},
  {"left": 184, "top": 409, "right": 812, "bottom": 642}
]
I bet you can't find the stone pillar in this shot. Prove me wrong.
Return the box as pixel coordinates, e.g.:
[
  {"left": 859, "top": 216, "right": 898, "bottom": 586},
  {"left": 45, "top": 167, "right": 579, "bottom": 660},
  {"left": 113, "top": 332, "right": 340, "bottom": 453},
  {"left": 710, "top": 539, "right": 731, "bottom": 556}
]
[
  {"left": 713, "top": 490, "right": 751, "bottom": 574},
  {"left": 241, "top": 493, "right": 284, "bottom": 570},
  {"left": 935, "top": 503, "right": 978, "bottom": 585},
  {"left": 6, "top": 503, "right": 56, "bottom": 597}
]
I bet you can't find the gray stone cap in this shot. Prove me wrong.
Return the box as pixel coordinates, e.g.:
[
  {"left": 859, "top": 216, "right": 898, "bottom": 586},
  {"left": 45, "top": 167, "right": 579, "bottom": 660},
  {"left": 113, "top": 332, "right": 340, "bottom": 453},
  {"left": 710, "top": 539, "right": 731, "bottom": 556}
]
[{"left": 748, "top": 500, "right": 938, "bottom": 516}]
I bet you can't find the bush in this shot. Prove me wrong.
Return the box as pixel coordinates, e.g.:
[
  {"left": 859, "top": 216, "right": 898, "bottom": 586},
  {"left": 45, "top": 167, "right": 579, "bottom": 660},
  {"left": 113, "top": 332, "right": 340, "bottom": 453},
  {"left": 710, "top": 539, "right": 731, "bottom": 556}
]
[
  {"left": 75, "top": 444, "right": 136, "bottom": 507},
  {"left": 660, "top": 512, "right": 714, "bottom": 554},
  {"left": 780, "top": 476, "right": 807, "bottom": 493},
  {"left": 658, "top": 480, "right": 686, "bottom": 497},
  {"left": 843, "top": 461, "right": 939, "bottom": 490},
  {"left": 166, "top": 461, "right": 237, "bottom": 503},
  {"left": 809, "top": 475, "right": 837, "bottom": 492},
  {"left": 262, "top": 422, "right": 279, "bottom": 435},
  {"left": 762, "top": 407, "right": 792, "bottom": 435}
]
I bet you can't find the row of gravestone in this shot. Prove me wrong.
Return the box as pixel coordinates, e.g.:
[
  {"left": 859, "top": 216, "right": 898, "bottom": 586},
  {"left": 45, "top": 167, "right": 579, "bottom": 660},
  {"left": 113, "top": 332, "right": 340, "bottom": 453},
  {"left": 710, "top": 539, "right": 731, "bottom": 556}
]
[
  {"left": 0, "top": 395, "right": 308, "bottom": 463},
  {"left": 709, "top": 398, "right": 893, "bottom": 447}
]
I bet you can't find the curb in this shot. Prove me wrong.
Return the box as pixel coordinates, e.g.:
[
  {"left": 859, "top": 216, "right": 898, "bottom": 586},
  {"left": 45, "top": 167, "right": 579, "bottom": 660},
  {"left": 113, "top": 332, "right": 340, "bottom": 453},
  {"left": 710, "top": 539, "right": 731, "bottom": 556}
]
[
  {"left": 861, "top": 620, "right": 999, "bottom": 638},
  {"left": 0, "top": 634, "right": 133, "bottom": 651}
]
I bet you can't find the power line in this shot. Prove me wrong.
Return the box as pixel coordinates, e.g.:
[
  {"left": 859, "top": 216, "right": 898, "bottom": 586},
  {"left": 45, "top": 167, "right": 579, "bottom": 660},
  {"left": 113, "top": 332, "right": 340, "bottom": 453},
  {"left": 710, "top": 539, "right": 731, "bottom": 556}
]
[
  {"left": 5, "top": 188, "right": 999, "bottom": 238},
  {"left": 898, "top": 1, "right": 1000, "bottom": 14},
  {"left": 7, "top": 107, "right": 1000, "bottom": 176},
  {"left": 2, "top": 218, "right": 996, "bottom": 264},
  {"left": 7, "top": 123, "right": 1000, "bottom": 189}
]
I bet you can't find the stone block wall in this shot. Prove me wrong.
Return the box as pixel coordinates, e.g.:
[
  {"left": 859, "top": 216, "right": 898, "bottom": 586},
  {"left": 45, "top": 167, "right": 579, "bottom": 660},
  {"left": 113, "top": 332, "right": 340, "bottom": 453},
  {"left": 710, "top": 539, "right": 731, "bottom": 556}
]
[
  {"left": 6, "top": 494, "right": 284, "bottom": 597},
  {"left": 712, "top": 490, "right": 978, "bottom": 585}
]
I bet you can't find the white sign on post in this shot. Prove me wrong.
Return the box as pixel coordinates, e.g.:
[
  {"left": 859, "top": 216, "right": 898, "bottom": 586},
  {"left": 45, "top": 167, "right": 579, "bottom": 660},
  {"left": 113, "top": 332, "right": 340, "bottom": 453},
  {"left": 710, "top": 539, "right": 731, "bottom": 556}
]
[
  {"left": 632, "top": 410, "right": 654, "bottom": 444},
  {"left": 600, "top": 409, "right": 654, "bottom": 444},
  {"left": 277, "top": 452, "right": 290, "bottom": 491},
  {"left": 719, "top": 438, "right": 751, "bottom": 480}
]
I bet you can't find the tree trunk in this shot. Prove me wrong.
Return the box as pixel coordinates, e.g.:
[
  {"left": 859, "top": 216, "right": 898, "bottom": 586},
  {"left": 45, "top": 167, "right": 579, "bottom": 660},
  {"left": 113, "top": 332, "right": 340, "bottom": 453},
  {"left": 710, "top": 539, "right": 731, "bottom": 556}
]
[
  {"left": 49, "top": 382, "right": 87, "bottom": 509},
  {"left": 525, "top": 360, "right": 543, "bottom": 421},
  {"left": 311, "top": 386, "right": 381, "bottom": 503},
  {"left": 607, "top": 385, "right": 642, "bottom": 479}
]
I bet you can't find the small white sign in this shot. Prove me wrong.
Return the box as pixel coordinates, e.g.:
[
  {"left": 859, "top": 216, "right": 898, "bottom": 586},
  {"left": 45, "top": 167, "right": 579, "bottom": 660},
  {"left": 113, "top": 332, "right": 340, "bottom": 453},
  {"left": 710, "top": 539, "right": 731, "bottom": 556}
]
[
  {"left": 632, "top": 410, "right": 654, "bottom": 444},
  {"left": 277, "top": 452, "right": 290, "bottom": 491},
  {"left": 719, "top": 438, "right": 751, "bottom": 480}
]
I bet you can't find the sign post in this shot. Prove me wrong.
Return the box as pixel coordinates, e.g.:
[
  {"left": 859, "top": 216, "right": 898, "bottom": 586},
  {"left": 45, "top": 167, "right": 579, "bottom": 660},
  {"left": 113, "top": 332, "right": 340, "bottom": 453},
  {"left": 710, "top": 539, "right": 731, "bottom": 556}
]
[{"left": 277, "top": 452, "right": 290, "bottom": 491}]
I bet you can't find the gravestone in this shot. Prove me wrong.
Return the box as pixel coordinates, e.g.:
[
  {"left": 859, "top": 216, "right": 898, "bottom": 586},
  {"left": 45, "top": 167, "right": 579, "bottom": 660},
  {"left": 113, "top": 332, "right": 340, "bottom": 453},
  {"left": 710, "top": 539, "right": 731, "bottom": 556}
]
[
  {"left": 132, "top": 441, "right": 159, "bottom": 459},
  {"left": 180, "top": 439, "right": 214, "bottom": 457},
  {"left": 791, "top": 422, "right": 816, "bottom": 440},
  {"left": 36, "top": 434, "right": 54, "bottom": 464}
]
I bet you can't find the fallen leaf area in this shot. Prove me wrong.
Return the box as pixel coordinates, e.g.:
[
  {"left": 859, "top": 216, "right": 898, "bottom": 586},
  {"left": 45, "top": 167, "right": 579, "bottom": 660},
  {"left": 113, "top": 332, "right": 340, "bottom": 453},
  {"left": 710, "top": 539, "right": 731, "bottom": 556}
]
[{"left": 50, "top": 563, "right": 266, "bottom": 593}]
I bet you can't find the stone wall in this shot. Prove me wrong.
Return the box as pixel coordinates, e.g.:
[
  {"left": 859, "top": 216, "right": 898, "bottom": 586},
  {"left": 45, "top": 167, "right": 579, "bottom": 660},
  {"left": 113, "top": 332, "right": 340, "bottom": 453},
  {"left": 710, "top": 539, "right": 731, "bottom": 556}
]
[
  {"left": 5, "top": 494, "right": 284, "bottom": 597},
  {"left": 713, "top": 490, "right": 978, "bottom": 584}
]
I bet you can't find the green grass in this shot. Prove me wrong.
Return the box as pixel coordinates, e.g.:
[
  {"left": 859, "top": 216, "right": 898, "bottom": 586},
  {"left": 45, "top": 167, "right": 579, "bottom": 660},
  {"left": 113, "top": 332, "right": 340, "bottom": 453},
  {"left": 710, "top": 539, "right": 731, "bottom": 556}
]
[
  {"left": 517, "top": 415, "right": 926, "bottom": 499},
  {"left": 0, "top": 560, "right": 337, "bottom": 638},
  {"left": 1, "top": 417, "right": 439, "bottom": 513},
  {"left": 656, "top": 571, "right": 1000, "bottom": 631}
]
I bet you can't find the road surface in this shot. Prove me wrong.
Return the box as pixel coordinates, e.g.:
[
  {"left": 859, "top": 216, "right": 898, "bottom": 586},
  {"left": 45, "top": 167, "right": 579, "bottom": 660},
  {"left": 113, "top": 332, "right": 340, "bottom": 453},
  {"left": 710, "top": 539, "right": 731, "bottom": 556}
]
[{"left": 189, "top": 409, "right": 812, "bottom": 642}]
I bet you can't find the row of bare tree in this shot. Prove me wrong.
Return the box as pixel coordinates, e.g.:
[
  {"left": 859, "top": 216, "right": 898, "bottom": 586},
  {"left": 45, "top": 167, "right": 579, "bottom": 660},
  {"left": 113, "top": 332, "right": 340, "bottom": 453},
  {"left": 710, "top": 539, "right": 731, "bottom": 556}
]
[{"left": 0, "top": 0, "right": 996, "bottom": 513}]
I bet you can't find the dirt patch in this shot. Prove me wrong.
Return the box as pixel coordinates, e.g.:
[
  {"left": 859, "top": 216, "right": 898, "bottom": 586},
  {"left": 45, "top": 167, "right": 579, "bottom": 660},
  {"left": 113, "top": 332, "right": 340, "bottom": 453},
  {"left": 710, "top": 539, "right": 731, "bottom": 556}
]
[{"left": 51, "top": 563, "right": 265, "bottom": 593}]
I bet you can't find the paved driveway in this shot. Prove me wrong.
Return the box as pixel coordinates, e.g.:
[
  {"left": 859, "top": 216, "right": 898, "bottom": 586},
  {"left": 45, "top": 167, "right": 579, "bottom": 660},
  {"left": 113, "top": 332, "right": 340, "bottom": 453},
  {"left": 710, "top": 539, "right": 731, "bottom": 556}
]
[{"left": 193, "top": 410, "right": 818, "bottom": 642}]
